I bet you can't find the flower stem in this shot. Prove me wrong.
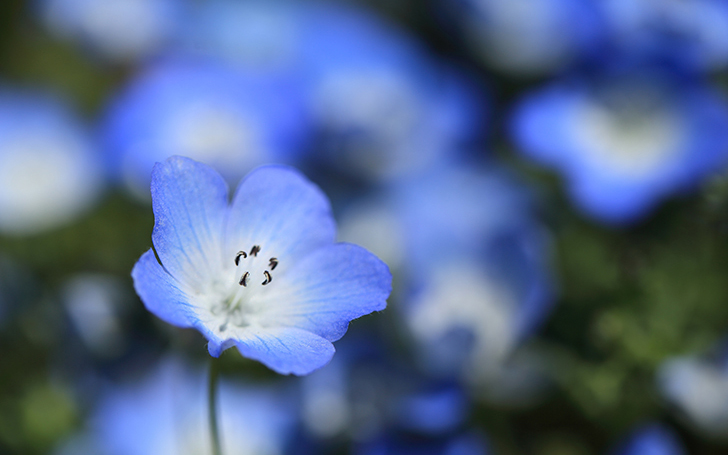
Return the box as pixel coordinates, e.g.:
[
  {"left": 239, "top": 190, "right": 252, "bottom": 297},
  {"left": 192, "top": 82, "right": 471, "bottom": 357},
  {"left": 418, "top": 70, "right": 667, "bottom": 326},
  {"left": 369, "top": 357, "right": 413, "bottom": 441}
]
[{"left": 208, "top": 356, "right": 223, "bottom": 455}]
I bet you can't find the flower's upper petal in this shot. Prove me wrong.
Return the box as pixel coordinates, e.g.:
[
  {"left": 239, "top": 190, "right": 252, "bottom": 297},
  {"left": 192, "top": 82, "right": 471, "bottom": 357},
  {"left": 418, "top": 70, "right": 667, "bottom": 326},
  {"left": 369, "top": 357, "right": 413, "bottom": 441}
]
[
  {"left": 225, "top": 165, "right": 335, "bottom": 261},
  {"left": 131, "top": 249, "right": 196, "bottom": 328},
  {"left": 234, "top": 326, "right": 336, "bottom": 375},
  {"left": 256, "top": 243, "right": 391, "bottom": 341},
  {"left": 151, "top": 156, "right": 229, "bottom": 291}
]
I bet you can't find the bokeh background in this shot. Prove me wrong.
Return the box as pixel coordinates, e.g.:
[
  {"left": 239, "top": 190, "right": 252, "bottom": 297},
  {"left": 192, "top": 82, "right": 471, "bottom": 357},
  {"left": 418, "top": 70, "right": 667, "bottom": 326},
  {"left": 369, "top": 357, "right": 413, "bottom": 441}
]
[{"left": 2, "top": 0, "right": 728, "bottom": 454}]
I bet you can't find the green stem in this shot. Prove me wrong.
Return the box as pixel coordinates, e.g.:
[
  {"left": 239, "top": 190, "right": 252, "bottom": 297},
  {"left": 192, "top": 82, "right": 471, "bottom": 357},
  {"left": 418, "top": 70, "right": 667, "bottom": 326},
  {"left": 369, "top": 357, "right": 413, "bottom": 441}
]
[{"left": 208, "top": 356, "right": 223, "bottom": 455}]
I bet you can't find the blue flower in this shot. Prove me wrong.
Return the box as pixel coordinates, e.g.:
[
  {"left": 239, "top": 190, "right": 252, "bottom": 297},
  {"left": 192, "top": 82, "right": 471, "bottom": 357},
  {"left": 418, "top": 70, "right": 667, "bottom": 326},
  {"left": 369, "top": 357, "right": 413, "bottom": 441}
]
[
  {"left": 600, "top": 0, "right": 728, "bottom": 71},
  {"left": 132, "top": 156, "right": 391, "bottom": 375},
  {"left": 658, "top": 341, "right": 728, "bottom": 437},
  {"left": 355, "top": 431, "right": 490, "bottom": 455},
  {"left": 608, "top": 424, "right": 686, "bottom": 455},
  {"left": 55, "top": 358, "right": 296, "bottom": 455},
  {"left": 296, "top": 3, "right": 487, "bottom": 181},
  {"left": 103, "top": 58, "right": 310, "bottom": 199},
  {"left": 338, "top": 164, "right": 554, "bottom": 400},
  {"left": 0, "top": 90, "right": 104, "bottom": 235},
  {"left": 439, "top": 0, "right": 604, "bottom": 75},
  {"left": 510, "top": 66, "right": 728, "bottom": 224},
  {"left": 37, "top": 0, "right": 184, "bottom": 62}
]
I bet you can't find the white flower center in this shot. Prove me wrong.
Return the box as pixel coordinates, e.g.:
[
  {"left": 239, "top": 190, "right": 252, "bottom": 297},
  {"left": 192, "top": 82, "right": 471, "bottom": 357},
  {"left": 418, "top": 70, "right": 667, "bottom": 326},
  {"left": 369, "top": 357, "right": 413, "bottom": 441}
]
[
  {"left": 570, "top": 87, "right": 686, "bottom": 178},
  {"left": 210, "top": 245, "right": 278, "bottom": 331}
]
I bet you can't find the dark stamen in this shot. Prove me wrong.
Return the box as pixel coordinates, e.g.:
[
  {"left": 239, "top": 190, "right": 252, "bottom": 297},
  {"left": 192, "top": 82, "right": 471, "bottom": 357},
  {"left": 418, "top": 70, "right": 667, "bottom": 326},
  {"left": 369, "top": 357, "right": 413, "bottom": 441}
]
[
  {"left": 239, "top": 271, "right": 250, "bottom": 287},
  {"left": 269, "top": 257, "right": 278, "bottom": 270},
  {"left": 262, "top": 270, "right": 272, "bottom": 285},
  {"left": 250, "top": 245, "right": 261, "bottom": 257},
  {"left": 235, "top": 251, "right": 247, "bottom": 266}
]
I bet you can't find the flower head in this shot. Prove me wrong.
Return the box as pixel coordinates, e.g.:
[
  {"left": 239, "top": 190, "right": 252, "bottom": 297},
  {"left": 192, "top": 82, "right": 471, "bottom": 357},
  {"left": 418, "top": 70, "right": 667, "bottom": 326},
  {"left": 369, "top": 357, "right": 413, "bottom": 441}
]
[
  {"left": 510, "top": 65, "right": 728, "bottom": 224},
  {"left": 132, "top": 156, "right": 391, "bottom": 375}
]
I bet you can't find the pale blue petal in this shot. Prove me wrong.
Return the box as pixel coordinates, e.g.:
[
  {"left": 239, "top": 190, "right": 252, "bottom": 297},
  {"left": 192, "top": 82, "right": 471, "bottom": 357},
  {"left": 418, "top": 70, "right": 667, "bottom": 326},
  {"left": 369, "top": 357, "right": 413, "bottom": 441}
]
[
  {"left": 234, "top": 326, "right": 336, "bottom": 375},
  {"left": 131, "top": 249, "right": 196, "bottom": 328},
  {"left": 224, "top": 165, "right": 335, "bottom": 261},
  {"left": 257, "top": 243, "right": 391, "bottom": 341},
  {"left": 151, "top": 156, "right": 229, "bottom": 290}
]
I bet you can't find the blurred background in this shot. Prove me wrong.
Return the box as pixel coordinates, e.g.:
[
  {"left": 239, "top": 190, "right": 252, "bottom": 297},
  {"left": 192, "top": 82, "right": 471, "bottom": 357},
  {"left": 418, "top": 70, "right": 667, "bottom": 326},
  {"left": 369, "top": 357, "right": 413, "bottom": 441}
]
[{"left": 2, "top": 0, "right": 728, "bottom": 454}]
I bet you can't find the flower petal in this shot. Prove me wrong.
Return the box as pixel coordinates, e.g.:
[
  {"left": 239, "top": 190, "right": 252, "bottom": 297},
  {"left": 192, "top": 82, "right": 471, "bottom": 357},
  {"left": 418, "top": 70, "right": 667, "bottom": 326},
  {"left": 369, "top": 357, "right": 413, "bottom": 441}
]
[
  {"left": 150, "top": 156, "right": 229, "bottom": 291},
  {"left": 234, "top": 327, "right": 336, "bottom": 375},
  {"left": 131, "top": 249, "right": 196, "bottom": 328},
  {"left": 224, "top": 166, "right": 335, "bottom": 261},
  {"left": 256, "top": 243, "right": 391, "bottom": 341}
]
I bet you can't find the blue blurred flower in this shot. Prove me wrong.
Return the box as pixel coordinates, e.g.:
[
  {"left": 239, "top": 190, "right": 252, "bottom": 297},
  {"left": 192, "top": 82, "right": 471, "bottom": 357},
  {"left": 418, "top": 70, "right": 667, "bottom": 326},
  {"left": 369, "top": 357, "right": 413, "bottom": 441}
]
[
  {"left": 37, "top": 0, "right": 184, "bottom": 62},
  {"left": 0, "top": 90, "right": 103, "bottom": 235},
  {"left": 355, "top": 431, "right": 490, "bottom": 455},
  {"left": 103, "top": 58, "right": 310, "bottom": 200},
  {"left": 132, "top": 156, "right": 391, "bottom": 375},
  {"left": 339, "top": 164, "right": 554, "bottom": 400},
  {"left": 439, "top": 0, "right": 604, "bottom": 75},
  {"left": 179, "top": 0, "right": 304, "bottom": 73},
  {"left": 55, "top": 358, "right": 295, "bottom": 455},
  {"left": 297, "top": 3, "right": 487, "bottom": 181},
  {"left": 510, "top": 66, "right": 728, "bottom": 224},
  {"left": 658, "top": 341, "right": 728, "bottom": 437},
  {"left": 608, "top": 423, "right": 686, "bottom": 455},
  {"left": 600, "top": 0, "right": 728, "bottom": 71},
  {"left": 300, "top": 334, "right": 470, "bottom": 443},
  {"left": 399, "top": 168, "right": 553, "bottom": 400},
  {"left": 61, "top": 274, "right": 131, "bottom": 358}
]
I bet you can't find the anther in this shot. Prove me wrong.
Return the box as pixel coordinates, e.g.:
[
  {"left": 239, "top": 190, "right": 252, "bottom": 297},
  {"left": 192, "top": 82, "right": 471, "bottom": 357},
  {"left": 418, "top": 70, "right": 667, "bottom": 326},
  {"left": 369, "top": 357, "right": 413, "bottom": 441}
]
[
  {"left": 250, "top": 245, "right": 261, "bottom": 257},
  {"left": 262, "top": 270, "right": 272, "bottom": 285},
  {"left": 235, "top": 251, "right": 247, "bottom": 265},
  {"left": 269, "top": 257, "right": 278, "bottom": 270},
  {"left": 239, "top": 271, "right": 250, "bottom": 287}
]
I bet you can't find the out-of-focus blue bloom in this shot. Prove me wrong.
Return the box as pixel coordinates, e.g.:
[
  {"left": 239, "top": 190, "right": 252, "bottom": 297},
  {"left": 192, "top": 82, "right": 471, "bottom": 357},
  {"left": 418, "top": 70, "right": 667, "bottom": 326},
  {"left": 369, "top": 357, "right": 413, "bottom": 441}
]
[
  {"left": 439, "top": 0, "right": 604, "bottom": 75},
  {"left": 510, "top": 66, "right": 728, "bottom": 224},
  {"left": 355, "top": 431, "right": 490, "bottom": 455},
  {"left": 600, "top": 0, "right": 728, "bottom": 71},
  {"left": 608, "top": 423, "right": 686, "bottom": 455},
  {"left": 339, "top": 164, "right": 553, "bottom": 400},
  {"left": 61, "top": 274, "right": 130, "bottom": 358},
  {"left": 298, "top": 3, "right": 487, "bottom": 182},
  {"left": 37, "top": 0, "right": 184, "bottom": 63},
  {"left": 0, "top": 91, "right": 103, "bottom": 235},
  {"left": 55, "top": 359, "right": 295, "bottom": 455},
  {"left": 658, "top": 342, "right": 728, "bottom": 437},
  {"left": 399, "top": 167, "right": 553, "bottom": 400},
  {"left": 300, "top": 335, "right": 470, "bottom": 442},
  {"left": 180, "top": 0, "right": 304, "bottom": 73},
  {"left": 132, "top": 156, "right": 391, "bottom": 375},
  {"left": 103, "top": 59, "right": 310, "bottom": 200}
]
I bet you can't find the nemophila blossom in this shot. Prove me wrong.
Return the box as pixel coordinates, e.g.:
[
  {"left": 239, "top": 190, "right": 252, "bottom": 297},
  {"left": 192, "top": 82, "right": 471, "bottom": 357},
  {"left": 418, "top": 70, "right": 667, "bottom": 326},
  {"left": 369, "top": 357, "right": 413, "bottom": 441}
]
[
  {"left": 658, "top": 342, "right": 728, "bottom": 437},
  {"left": 608, "top": 424, "right": 685, "bottom": 455},
  {"left": 600, "top": 0, "right": 728, "bottom": 71},
  {"left": 339, "top": 164, "right": 553, "bottom": 401},
  {"left": 132, "top": 156, "right": 391, "bottom": 375},
  {"left": 297, "top": 3, "right": 487, "bottom": 182},
  {"left": 438, "top": 0, "right": 604, "bottom": 75},
  {"left": 0, "top": 90, "right": 104, "bottom": 235},
  {"left": 54, "top": 359, "right": 296, "bottom": 455},
  {"left": 510, "top": 65, "right": 728, "bottom": 224},
  {"left": 103, "top": 59, "right": 310, "bottom": 200},
  {"left": 37, "top": 0, "right": 183, "bottom": 63}
]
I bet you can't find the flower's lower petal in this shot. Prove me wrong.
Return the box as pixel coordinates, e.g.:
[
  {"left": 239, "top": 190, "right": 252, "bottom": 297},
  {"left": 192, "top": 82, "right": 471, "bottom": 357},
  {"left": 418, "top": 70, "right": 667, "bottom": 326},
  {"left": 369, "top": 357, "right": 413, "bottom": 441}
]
[
  {"left": 258, "top": 243, "right": 391, "bottom": 341},
  {"left": 225, "top": 166, "right": 335, "bottom": 261},
  {"left": 151, "top": 156, "right": 229, "bottom": 290},
  {"left": 132, "top": 249, "right": 196, "bottom": 328},
  {"left": 234, "top": 327, "right": 335, "bottom": 375}
]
